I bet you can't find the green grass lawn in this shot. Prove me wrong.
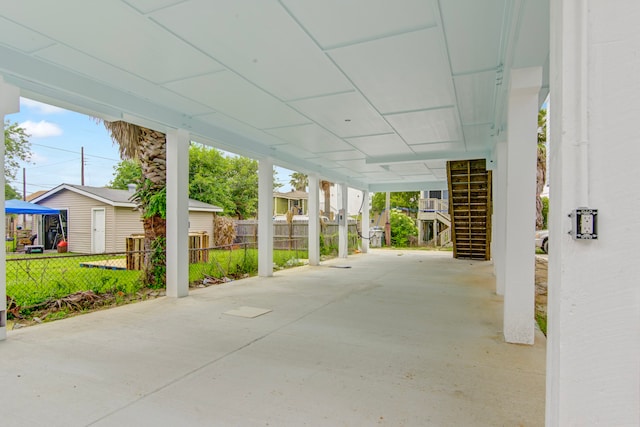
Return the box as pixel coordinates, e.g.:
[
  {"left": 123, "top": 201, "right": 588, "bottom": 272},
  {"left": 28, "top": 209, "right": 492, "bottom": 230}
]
[
  {"left": 7, "top": 248, "right": 309, "bottom": 308},
  {"left": 7, "top": 254, "right": 143, "bottom": 307},
  {"left": 188, "top": 248, "right": 308, "bottom": 283}
]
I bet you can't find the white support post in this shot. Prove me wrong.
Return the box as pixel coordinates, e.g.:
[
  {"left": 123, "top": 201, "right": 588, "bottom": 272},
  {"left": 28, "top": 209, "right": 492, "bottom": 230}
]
[
  {"left": 165, "top": 128, "right": 190, "bottom": 298},
  {"left": 417, "top": 220, "right": 424, "bottom": 245},
  {"left": 361, "top": 190, "right": 370, "bottom": 253},
  {"left": 338, "top": 183, "right": 348, "bottom": 258},
  {"left": 308, "top": 174, "right": 320, "bottom": 265},
  {"left": 503, "top": 67, "right": 541, "bottom": 344},
  {"left": 258, "top": 159, "right": 273, "bottom": 276},
  {"left": 493, "top": 140, "right": 507, "bottom": 295},
  {"left": 547, "top": 2, "right": 640, "bottom": 425},
  {"left": 0, "top": 78, "right": 20, "bottom": 340}
]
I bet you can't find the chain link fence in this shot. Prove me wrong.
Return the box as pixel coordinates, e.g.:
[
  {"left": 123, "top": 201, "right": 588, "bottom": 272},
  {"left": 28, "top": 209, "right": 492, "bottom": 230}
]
[{"left": 5, "top": 239, "right": 308, "bottom": 320}]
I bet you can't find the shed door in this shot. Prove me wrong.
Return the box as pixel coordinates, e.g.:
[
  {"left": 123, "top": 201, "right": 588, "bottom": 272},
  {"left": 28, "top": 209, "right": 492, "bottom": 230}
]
[{"left": 92, "top": 208, "right": 106, "bottom": 253}]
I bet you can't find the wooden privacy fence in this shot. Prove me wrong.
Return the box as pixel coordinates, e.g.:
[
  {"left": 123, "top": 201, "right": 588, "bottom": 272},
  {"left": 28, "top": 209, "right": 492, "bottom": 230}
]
[
  {"left": 126, "top": 232, "right": 210, "bottom": 270},
  {"left": 235, "top": 220, "right": 359, "bottom": 250}
]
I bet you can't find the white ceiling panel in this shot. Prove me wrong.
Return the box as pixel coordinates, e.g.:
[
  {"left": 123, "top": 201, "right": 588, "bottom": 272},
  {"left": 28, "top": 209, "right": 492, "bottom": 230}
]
[
  {"left": 387, "top": 162, "right": 429, "bottom": 174},
  {"left": 359, "top": 171, "right": 404, "bottom": 182},
  {"left": 151, "top": 0, "right": 352, "bottom": 101},
  {"left": 289, "top": 92, "right": 393, "bottom": 138},
  {"left": 320, "top": 150, "right": 366, "bottom": 162},
  {"left": 462, "top": 124, "right": 493, "bottom": 150},
  {"left": 266, "top": 124, "right": 353, "bottom": 153},
  {"left": 164, "top": 71, "right": 309, "bottom": 129},
  {"left": 329, "top": 28, "right": 454, "bottom": 114},
  {"left": 122, "top": 0, "right": 186, "bottom": 15},
  {"left": 0, "top": 17, "right": 54, "bottom": 53},
  {"left": 439, "top": 0, "right": 507, "bottom": 74},
  {"left": 1, "top": 1, "right": 222, "bottom": 83},
  {"left": 271, "top": 144, "right": 318, "bottom": 160},
  {"left": 0, "top": 1, "right": 550, "bottom": 191},
  {"left": 324, "top": 168, "right": 365, "bottom": 180},
  {"left": 410, "top": 142, "right": 465, "bottom": 154},
  {"left": 335, "top": 159, "right": 386, "bottom": 173},
  {"left": 397, "top": 174, "right": 438, "bottom": 182},
  {"left": 386, "top": 108, "right": 461, "bottom": 145},
  {"left": 283, "top": 0, "right": 437, "bottom": 49},
  {"left": 454, "top": 71, "right": 497, "bottom": 125},
  {"left": 347, "top": 134, "right": 413, "bottom": 157},
  {"left": 35, "top": 45, "right": 214, "bottom": 116},
  {"left": 432, "top": 168, "right": 448, "bottom": 179},
  {"left": 196, "top": 113, "right": 291, "bottom": 150},
  {"left": 425, "top": 160, "right": 448, "bottom": 169}
]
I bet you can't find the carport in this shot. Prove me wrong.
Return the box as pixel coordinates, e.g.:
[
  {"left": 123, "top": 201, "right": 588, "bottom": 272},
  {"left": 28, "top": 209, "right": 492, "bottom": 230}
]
[{"left": 1, "top": 1, "right": 638, "bottom": 425}]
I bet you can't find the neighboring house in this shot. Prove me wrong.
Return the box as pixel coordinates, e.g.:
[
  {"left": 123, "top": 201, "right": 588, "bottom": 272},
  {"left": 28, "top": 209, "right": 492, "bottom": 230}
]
[
  {"left": 276, "top": 187, "right": 364, "bottom": 220},
  {"left": 30, "top": 184, "right": 222, "bottom": 253},
  {"left": 273, "top": 190, "right": 308, "bottom": 216},
  {"left": 417, "top": 189, "right": 451, "bottom": 246},
  {"left": 324, "top": 186, "right": 366, "bottom": 219}
]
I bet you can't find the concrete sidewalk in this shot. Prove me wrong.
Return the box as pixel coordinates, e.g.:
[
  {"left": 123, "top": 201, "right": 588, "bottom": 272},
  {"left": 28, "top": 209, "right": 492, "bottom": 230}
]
[{"left": 0, "top": 250, "right": 545, "bottom": 426}]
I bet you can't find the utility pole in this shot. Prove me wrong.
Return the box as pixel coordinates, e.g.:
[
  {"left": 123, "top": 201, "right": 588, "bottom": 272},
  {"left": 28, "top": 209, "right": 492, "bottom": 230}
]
[
  {"left": 81, "top": 146, "right": 85, "bottom": 186},
  {"left": 22, "top": 168, "right": 26, "bottom": 225}
]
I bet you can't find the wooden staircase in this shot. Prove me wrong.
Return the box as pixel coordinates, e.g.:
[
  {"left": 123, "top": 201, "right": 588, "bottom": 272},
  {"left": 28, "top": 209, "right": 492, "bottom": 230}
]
[{"left": 447, "top": 159, "right": 492, "bottom": 260}]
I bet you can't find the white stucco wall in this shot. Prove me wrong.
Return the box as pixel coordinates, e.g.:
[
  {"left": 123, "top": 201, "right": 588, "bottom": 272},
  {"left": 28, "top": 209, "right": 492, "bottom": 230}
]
[{"left": 547, "top": 2, "right": 640, "bottom": 425}]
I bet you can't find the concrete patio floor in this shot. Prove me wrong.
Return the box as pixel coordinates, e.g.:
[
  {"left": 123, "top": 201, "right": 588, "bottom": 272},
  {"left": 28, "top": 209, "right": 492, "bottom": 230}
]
[{"left": 0, "top": 249, "right": 545, "bottom": 426}]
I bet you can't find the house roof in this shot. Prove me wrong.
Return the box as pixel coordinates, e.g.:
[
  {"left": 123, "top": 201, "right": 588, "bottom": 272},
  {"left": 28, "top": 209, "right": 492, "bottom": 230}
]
[
  {"left": 31, "top": 184, "right": 223, "bottom": 213},
  {"left": 26, "top": 190, "right": 47, "bottom": 202},
  {"left": 273, "top": 190, "right": 308, "bottom": 200}
]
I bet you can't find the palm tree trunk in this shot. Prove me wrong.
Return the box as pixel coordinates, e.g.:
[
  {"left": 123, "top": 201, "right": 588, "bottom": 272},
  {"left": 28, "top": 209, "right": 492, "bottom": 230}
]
[
  {"left": 321, "top": 180, "right": 331, "bottom": 219},
  {"left": 102, "top": 121, "right": 167, "bottom": 287}
]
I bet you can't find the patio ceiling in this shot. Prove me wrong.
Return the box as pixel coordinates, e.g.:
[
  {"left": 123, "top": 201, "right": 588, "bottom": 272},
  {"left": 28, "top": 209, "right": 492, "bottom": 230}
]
[{"left": 0, "top": 0, "right": 549, "bottom": 191}]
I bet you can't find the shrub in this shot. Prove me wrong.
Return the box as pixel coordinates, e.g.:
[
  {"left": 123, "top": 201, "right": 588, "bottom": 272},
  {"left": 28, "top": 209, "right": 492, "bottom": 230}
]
[{"left": 390, "top": 209, "right": 418, "bottom": 247}]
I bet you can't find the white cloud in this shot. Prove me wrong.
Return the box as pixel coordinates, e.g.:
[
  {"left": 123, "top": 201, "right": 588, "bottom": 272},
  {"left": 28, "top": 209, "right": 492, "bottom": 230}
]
[
  {"left": 20, "top": 98, "right": 66, "bottom": 114},
  {"left": 30, "top": 152, "right": 49, "bottom": 164},
  {"left": 20, "top": 120, "right": 63, "bottom": 138}
]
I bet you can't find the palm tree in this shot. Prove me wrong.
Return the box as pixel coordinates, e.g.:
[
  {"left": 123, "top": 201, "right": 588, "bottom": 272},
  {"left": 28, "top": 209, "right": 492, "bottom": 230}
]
[
  {"left": 536, "top": 108, "right": 547, "bottom": 230},
  {"left": 102, "top": 121, "right": 167, "bottom": 286},
  {"left": 320, "top": 180, "right": 332, "bottom": 218},
  {"left": 289, "top": 172, "right": 308, "bottom": 192}
]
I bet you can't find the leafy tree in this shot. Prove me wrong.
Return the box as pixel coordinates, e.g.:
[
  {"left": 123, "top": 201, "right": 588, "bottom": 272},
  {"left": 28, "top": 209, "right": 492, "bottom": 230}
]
[
  {"left": 108, "top": 159, "right": 142, "bottom": 190},
  {"left": 4, "top": 120, "right": 32, "bottom": 181},
  {"left": 289, "top": 172, "right": 308, "bottom": 191},
  {"left": 541, "top": 196, "right": 549, "bottom": 230},
  {"left": 189, "top": 144, "right": 233, "bottom": 212},
  {"left": 273, "top": 170, "right": 283, "bottom": 191},
  {"left": 188, "top": 144, "right": 260, "bottom": 218},
  {"left": 389, "top": 209, "right": 418, "bottom": 247},
  {"left": 108, "top": 142, "right": 264, "bottom": 220},
  {"left": 227, "top": 155, "right": 258, "bottom": 219},
  {"left": 371, "top": 192, "right": 420, "bottom": 215},
  {"left": 536, "top": 108, "right": 547, "bottom": 230},
  {"left": 5, "top": 184, "right": 20, "bottom": 200}
]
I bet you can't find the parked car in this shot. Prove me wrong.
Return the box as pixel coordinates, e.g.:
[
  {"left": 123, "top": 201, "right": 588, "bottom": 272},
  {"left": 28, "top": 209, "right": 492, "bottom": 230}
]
[{"left": 535, "top": 230, "right": 549, "bottom": 253}]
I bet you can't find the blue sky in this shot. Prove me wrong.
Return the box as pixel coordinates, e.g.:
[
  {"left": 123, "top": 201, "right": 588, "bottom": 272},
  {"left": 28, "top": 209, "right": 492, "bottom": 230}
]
[{"left": 6, "top": 98, "right": 292, "bottom": 197}]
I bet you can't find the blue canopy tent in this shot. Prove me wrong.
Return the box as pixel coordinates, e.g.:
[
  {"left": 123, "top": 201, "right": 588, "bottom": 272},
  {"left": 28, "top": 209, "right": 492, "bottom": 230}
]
[
  {"left": 5, "top": 199, "right": 59, "bottom": 215},
  {"left": 5, "top": 200, "right": 64, "bottom": 249}
]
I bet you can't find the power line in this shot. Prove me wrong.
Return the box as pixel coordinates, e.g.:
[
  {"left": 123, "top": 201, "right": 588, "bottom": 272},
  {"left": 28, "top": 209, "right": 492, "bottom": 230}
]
[
  {"left": 28, "top": 158, "right": 80, "bottom": 170},
  {"left": 30, "top": 142, "right": 120, "bottom": 162}
]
